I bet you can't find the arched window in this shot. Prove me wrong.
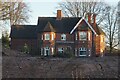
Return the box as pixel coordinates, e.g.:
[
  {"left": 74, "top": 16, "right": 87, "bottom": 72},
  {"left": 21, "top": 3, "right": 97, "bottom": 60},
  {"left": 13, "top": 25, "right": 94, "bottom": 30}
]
[{"left": 61, "top": 34, "right": 66, "bottom": 40}]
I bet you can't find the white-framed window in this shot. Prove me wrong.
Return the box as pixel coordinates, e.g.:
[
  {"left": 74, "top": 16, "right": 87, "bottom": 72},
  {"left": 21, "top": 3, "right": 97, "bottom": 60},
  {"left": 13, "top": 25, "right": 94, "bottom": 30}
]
[
  {"left": 51, "top": 33, "right": 54, "bottom": 40},
  {"left": 41, "top": 35, "right": 43, "bottom": 40},
  {"left": 76, "top": 33, "right": 77, "bottom": 40},
  {"left": 44, "top": 47, "right": 50, "bottom": 56},
  {"left": 88, "top": 32, "right": 91, "bottom": 41},
  {"left": 58, "top": 47, "right": 64, "bottom": 53},
  {"left": 45, "top": 33, "right": 50, "bottom": 40},
  {"left": 61, "top": 34, "right": 66, "bottom": 40},
  {"left": 41, "top": 48, "right": 43, "bottom": 55},
  {"left": 51, "top": 47, "right": 54, "bottom": 55},
  {"left": 79, "top": 32, "right": 87, "bottom": 40},
  {"left": 79, "top": 47, "right": 87, "bottom": 56}
]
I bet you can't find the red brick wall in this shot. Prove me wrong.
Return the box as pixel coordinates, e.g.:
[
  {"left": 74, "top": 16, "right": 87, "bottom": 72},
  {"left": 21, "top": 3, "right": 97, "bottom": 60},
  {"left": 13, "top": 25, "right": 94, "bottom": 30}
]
[{"left": 11, "top": 39, "right": 37, "bottom": 51}]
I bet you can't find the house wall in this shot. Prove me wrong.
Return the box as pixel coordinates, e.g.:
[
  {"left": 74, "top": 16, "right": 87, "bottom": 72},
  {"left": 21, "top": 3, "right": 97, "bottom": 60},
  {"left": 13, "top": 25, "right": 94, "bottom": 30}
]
[
  {"left": 95, "top": 35, "right": 105, "bottom": 55},
  {"left": 11, "top": 39, "right": 37, "bottom": 53}
]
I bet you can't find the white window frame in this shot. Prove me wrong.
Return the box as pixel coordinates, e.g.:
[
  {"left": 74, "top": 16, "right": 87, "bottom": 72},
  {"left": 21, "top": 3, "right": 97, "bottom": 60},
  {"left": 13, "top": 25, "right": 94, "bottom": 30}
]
[
  {"left": 41, "top": 35, "right": 43, "bottom": 40},
  {"left": 44, "top": 47, "right": 50, "bottom": 56},
  {"left": 45, "top": 33, "right": 50, "bottom": 40},
  {"left": 58, "top": 47, "right": 64, "bottom": 53},
  {"left": 51, "top": 47, "right": 54, "bottom": 55},
  {"left": 76, "top": 33, "right": 77, "bottom": 40},
  {"left": 88, "top": 32, "right": 91, "bottom": 41},
  {"left": 79, "top": 48, "right": 87, "bottom": 56},
  {"left": 51, "top": 33, "right": 54, "bottom": 40},
  {"left": 61, "top": 34, "right": 66, "bottom": 40},
  {"left": 79, "top": 32, "right": 87, "bottom": 40}
]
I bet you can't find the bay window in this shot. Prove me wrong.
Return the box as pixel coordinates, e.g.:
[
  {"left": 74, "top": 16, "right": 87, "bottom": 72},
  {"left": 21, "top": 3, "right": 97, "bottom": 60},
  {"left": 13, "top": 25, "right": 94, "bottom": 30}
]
[
  {"left": 45, "top": 33, "right": 50, "bottom": 40},
  {"left": 79, "top": 32, "right": 87, "bottom": 40}
]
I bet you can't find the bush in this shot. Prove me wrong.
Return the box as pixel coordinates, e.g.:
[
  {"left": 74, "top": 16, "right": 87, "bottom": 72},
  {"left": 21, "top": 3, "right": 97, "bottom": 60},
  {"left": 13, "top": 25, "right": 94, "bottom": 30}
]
[
  {"left": 2, "top": 32, "right": 10, "bottom": 48},
  {"left": 22, "top": 43, "right": 30, "bottom": 54},
  {"left": 53, "top": 50, "right": 74, "bottom": 58}
]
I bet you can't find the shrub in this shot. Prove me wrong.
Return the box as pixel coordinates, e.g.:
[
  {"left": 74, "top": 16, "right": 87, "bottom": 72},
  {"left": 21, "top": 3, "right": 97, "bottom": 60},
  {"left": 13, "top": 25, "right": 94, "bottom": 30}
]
[{"left": 22, "top": 43, "right": 30, "bottom": 54}]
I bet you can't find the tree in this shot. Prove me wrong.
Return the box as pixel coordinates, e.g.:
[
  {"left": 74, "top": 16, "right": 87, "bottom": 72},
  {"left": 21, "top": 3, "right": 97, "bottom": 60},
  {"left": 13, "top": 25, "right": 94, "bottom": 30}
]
[
  {"left": 58, "top": 1, "right": 109, "bottom": 25},
  {"left": 2, "top": 31, "right": 10, "bottom": 48},
  {"left": 117, "top": 1, "right": 120, "bottom": 50},
  {"left": 103, "top": 6, "right": 119, "bottom": 53},
  {"left": 0, "top": 0, "right": 31, "bottom": 26}
]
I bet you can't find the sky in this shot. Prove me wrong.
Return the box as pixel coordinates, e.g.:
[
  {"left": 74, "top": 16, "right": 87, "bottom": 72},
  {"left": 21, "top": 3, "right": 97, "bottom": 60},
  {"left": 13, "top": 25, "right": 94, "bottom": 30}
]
[
  {"left": 0, "top": 0, "right": 120, "bottom": 38},
  {"left": 25, "top": 0, "right": 120, "bottom": 25}
]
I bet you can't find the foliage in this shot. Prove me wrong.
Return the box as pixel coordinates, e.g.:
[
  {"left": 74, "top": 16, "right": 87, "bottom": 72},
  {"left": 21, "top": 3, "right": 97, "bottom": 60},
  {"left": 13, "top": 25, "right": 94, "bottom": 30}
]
[
  {"left": 0, "top": 1, "right": 31, "bottom": 25},
  {"left": 2, "top": 32, "right": 10, "bottom": 48},
  {"left": 22, "top": 43, "right": 30, "bottom": 54},
  {"left": 53, "top": 49, "right": 74, "bottom": 58}
]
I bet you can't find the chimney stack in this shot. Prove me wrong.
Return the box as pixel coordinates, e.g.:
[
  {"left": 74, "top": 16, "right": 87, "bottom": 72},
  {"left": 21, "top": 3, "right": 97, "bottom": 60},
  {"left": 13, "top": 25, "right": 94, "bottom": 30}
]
[
  {"left": 93, "top": 14, "right": 97, "bottom": 27},
  {"left": 87, "top": 13, "right": 92, "bottom": 24},
  {"left": 57, "top": 10, "right": 62, "bottom": 20}
]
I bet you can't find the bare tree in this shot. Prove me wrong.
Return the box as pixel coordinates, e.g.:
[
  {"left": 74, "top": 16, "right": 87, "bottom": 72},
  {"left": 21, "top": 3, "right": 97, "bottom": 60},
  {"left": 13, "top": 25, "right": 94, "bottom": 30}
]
[
  {"left": 117, "top": 1, "right": 120, "bottom": 50},
  {"left": 103, "top": 6, "right": 119, "bottom": 53},
  {"left": 0, "top": 1, "right": 31, "bottom": 26},
  {"left": 58, "top": 1, "right": 109, "bottom": 25}
]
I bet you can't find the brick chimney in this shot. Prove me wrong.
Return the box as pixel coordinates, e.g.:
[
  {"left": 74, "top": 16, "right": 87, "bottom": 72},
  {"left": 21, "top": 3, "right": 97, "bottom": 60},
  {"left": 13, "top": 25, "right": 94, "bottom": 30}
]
[
  {"left": 56, "top": 10, "right": 62, "bottom": 20},
  {"left": 93, "top": 14, "right": 97, "bottom": 27},
  {"left": 87, "top": 13, "right": 92, "bottom": 24}
]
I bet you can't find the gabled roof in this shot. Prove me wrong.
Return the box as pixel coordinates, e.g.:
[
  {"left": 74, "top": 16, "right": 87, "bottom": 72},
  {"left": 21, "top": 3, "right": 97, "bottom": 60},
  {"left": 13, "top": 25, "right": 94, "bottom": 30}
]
[
  {"left": 37, "top": 17, "right": 81, "bottom": 33},
  {"left": 10, "top": 17, "right": 105, "bottom": 39},
  {"left": 70, "top": 17, "right": 97, "bottom": 35},
  {"left": 43, "top": 22, "right": 56, "bottom": 32},
  {"left": 10, "top": 25, "right": 37, "bottom": 39}
]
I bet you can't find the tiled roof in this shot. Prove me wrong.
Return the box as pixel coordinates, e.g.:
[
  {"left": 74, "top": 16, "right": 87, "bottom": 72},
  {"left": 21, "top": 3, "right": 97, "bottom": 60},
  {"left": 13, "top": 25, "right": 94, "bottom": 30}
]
[
  {"left": 10, "top": 17, "right": 105, "bottom": 39},
  {"left": 10, "top": 25, "right": 37, "bottom": 39},
  {"left": 37, "top": 17, "right": 81, "bottom": 33}
]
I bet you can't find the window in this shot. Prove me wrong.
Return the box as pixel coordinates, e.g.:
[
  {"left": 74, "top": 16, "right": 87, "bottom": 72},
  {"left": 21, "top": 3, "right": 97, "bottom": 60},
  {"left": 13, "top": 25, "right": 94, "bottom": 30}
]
[
  {"left": 44, "top": 47, "right": 50, "bottom": 56},
  {"left": 79, "top": 48, "right": 87, "bottom": 56},
  {"left": 51, "top": 47, "right": 54, "bottom": 55},
  {"left": 61, "top": 34, "right": 66, "bottom": 40},
  {"left": 41, "top": 35, "right": 43, "bottom": 40},
  {"left": 79, "top": 32, "right": 87, "bottom": 40},
  {"left": 76, "top": 33, "right": 77, "bottom": 40},
  {"left": 51, "top": 33, "right": 54, "bottom": 40},
  {"left": 88, "top": 32, "right": 90, "bottom": 40},
  {"left": 45, "top": 34, "right": 50, "bottom": 40},
  {"left": 58, "top": 47, "right": 64, "bottom": 53}
]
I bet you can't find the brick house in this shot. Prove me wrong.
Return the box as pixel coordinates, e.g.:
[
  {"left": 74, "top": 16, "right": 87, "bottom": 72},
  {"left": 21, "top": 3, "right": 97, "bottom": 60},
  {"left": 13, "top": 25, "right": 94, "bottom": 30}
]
[{"left": 10, "top": 10, "right": 105, "bottom": 57}]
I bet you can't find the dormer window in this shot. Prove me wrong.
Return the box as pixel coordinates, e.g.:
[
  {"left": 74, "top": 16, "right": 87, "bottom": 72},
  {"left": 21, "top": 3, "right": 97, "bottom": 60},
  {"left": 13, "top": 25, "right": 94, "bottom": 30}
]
[
  {"left": 45, "top": 33, "right": 50, "bottom": 40},
  {"left": 61, "top": 34, "right": 66, "bottom": 40},
  {"left": 79, "top": 32, "right": 87, "bottom": 40}
]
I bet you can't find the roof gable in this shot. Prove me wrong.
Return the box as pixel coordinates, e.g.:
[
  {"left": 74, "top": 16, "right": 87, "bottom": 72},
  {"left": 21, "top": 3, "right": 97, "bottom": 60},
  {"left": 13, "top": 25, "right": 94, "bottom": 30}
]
[
  {"left": 43, "top": 22, "right": 56, "bottom": 32},
  {"left": 70, "top": 18, "right": 97, "bottom": 35}
]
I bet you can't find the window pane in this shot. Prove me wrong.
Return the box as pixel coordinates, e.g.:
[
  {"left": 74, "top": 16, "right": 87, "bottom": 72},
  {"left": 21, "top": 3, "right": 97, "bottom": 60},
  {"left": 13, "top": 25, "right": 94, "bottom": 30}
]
[
  {"left": 79, "top": 32, "right": 87, "bottom": 40},
  {"left": 61, "top": 34, "right": 66, "bottom": 40},
  {"left": 45, "top": 34, "right": 50, "bottom": 40}
]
